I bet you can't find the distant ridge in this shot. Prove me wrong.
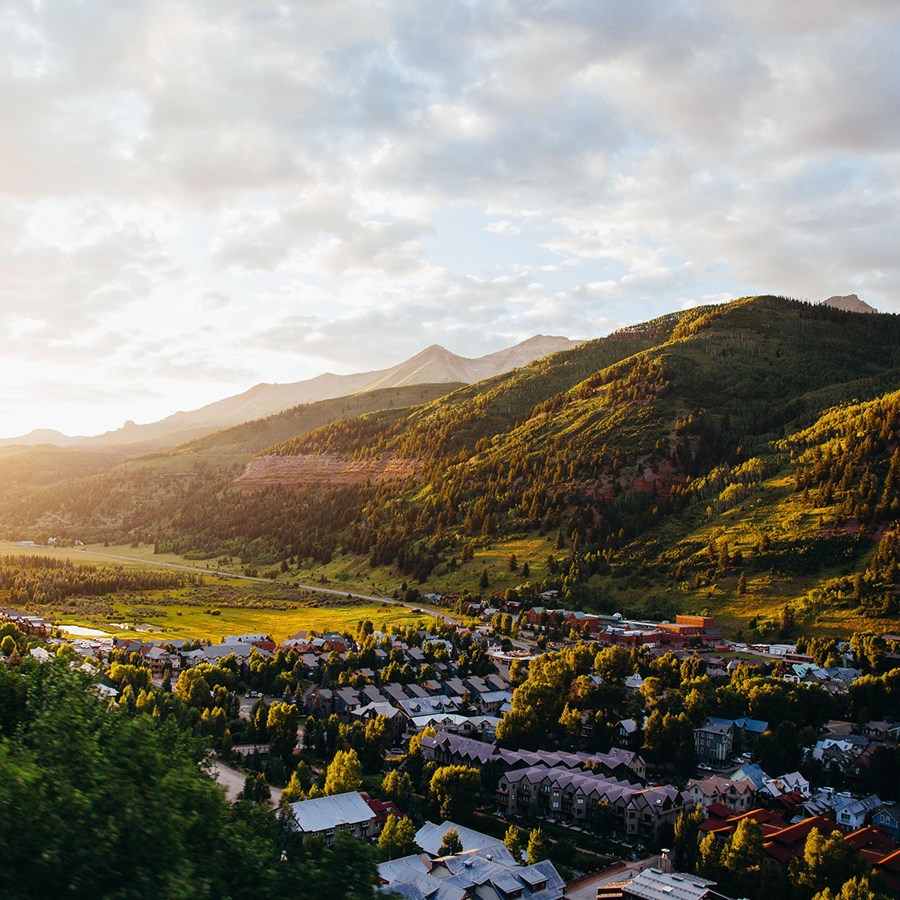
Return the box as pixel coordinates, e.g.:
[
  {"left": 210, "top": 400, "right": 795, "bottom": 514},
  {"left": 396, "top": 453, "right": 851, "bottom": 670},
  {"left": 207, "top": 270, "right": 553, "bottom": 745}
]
[
  {"left": 70, "top": 335, "right": 581, "bottom": 453},
  {"left": 0, "top": 428, "right": 85, "bottom": 449},
  {"left": 820, "top": 293, "right": 877, "bottom": 314}
]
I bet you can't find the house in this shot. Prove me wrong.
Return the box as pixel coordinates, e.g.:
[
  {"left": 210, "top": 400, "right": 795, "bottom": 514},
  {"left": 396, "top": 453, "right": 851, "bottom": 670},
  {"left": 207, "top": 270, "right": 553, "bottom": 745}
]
[
  {"left": 862, "top": 721, "right": 895, "bottom": 741},
  {"left": 496, "top": 765, "right": 686, "bottom": 841},
  {"left": 761, "top": 771, "right": 811, "bottom": 800},
  {"left": 834, "top": 794, "right": 883, "bottom": 831},
  {"left": 414, "top": 821, "right": 515, "bottom": 864},
  {"left": 287, "top": 791, "right": 375, "bottom": 844},
  {"left": 598, "top": 866, "right": 734, "bottom": 900},
  {"left": 731, "top": 763, "right": 768, "bottom": 791},
  {"left": 686, "top": 775, "right": 756, "bottom": 813},
  {"left": 360, "top": 792, "right": 401, "bottom": 836},
  {"left": 617, "top": 718, "right": 641, "bottom": 749},
  {"left": 378, "top": 850, "right": 565, "bottom": 900},
  {"left": 694, "top": 720, "right": 734, "bottom": 765},
  {"left": 706, "top": 716, "right": 768, "bottom": 753},
  {"left": 873, "top": 802, "right": 900, "bottom": 840}
]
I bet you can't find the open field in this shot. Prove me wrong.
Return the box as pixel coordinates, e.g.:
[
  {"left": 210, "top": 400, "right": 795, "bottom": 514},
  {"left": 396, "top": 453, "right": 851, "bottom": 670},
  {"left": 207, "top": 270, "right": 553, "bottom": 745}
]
[
  {"left": 67, "top": 598, "right": 435, "bottom": 643},
  {"left": 0, "top": 541, "right": 438, "bottom": 641}
]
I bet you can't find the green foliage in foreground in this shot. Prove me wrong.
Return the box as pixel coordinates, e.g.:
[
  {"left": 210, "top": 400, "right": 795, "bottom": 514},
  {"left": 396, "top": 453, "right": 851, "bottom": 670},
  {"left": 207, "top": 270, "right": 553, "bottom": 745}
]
[{"left": 0, "top": 660, "right": 378, "bottom": 900}]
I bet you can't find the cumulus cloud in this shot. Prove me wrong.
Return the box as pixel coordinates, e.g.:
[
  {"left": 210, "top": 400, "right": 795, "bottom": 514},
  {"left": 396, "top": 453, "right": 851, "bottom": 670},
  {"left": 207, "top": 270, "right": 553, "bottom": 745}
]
[{"left": 1, "top": 0, "right": 898, "bottom": 434}]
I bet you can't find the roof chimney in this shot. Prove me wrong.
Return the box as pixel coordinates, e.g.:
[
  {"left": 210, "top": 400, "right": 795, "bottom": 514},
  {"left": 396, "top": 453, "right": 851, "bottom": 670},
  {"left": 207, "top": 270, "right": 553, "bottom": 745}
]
[{"left": 658, "top": 849, "right": 673, "bottom": 874}]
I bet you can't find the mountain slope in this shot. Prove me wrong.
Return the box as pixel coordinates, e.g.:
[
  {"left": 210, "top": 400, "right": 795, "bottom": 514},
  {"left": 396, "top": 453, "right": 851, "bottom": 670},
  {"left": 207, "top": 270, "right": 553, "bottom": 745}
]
[
  {"left": 75, "top": 335, "right": 580, "bottom": 453},
  {"left": 3, "top": 297, "right": 898, "bottom": 636}
]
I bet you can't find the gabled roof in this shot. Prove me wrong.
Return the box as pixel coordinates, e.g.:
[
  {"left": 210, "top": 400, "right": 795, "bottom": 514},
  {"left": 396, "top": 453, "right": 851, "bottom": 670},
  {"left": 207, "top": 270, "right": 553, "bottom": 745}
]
[
  {"left": 414, "top": 821, "right": 514, "bottom": 864},
  {"left": 289, "top": 791, "right": 373, "bottom": 833},
  {"left": 623, "top": 869, "right": 724, "bottom": 900}
]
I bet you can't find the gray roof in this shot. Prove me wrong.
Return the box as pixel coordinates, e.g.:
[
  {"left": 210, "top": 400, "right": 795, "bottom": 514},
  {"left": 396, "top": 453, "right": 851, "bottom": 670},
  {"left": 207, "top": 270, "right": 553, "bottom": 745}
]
[
  {"left": 289, "top": 791, "right": 373, "bottom": 833},
  {"left": 624, "top": 869, "right": 725, "bottom": 900},
  {"left": 353, "top": 701, "right": 404, "bottom": 719},
  {"left": 438, "top": 854, "right": 565, "bottom": 900},
  {"left": 414, "top": 821, "right": 515, "bottom": 864}
]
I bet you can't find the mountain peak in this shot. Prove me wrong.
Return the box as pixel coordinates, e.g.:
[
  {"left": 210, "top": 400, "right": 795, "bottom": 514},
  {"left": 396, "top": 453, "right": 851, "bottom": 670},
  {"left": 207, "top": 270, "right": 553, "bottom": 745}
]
[{"left": 820, "top": 294, "right": 877, "bottom": 314}]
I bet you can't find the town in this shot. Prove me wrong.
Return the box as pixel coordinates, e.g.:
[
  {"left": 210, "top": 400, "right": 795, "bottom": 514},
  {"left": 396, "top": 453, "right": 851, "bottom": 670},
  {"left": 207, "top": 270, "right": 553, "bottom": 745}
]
[{"left": 2, "top": 594, "right": 898, "bottom": 900}]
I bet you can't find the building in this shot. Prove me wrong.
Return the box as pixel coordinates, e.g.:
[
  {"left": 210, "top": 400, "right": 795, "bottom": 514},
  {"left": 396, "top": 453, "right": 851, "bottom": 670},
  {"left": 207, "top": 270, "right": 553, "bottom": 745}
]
[
  {"left": 873, "top": 802, "right": 900, "bottom": 841},
  {"left": 686, "top": 775, "right": 756, "bottom": 813},
  {"left": 694, "top": 717, "right": 768, "bottom": 765},
  {"left": 414, "top": 821, "right": 515, "bottom": 864},
  {"left": 694, "top": 720, "right": 733, "bottom": 765},
  {"left": 834, "top": 794, "right": 884, "bottom": 831},
  {"left": 496, "top": 765, "right": 687, "bottom": 842},
  {"left": 287, "top": 791, "right": 375, "bottom": 844},
  {"left": 378, "top": 850, "right": 565, "bottom": 900},
  {"left": 598, "top": 867, "right": 734, "bottom": 900},
  {"left": 422, "top": 731, "right": 646, "bottom": 782}
]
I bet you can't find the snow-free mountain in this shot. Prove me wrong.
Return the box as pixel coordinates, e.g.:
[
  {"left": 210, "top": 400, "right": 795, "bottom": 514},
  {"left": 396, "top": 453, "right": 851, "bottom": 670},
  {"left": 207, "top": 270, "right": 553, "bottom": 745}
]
[{"left": 10, "top": 335, "right": 580, "bottom": 453}]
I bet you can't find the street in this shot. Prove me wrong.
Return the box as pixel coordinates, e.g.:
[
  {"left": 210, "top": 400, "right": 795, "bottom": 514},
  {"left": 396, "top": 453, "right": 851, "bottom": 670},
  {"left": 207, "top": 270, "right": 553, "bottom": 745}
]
[{"left": 209, "top": 759, "right": 282, "bottom": 809}]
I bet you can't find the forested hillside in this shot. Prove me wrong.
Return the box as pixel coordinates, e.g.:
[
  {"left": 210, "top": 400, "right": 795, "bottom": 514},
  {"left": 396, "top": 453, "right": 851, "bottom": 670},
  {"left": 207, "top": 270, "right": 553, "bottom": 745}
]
[{"left": 3, "top": 296, "right": 900, "bottom": 634}]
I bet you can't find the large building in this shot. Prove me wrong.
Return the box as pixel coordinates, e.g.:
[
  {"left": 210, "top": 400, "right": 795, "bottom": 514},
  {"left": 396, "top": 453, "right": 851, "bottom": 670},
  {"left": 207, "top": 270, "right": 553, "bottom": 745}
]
[{"left": 497, "top": 766, "right": 687, "bottom": 842}]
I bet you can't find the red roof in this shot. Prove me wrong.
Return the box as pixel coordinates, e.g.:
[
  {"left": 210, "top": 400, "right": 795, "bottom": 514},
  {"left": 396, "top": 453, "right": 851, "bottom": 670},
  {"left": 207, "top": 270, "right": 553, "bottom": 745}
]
[{"left": 844, "top": 826, "right": 896, "bottom": 854}]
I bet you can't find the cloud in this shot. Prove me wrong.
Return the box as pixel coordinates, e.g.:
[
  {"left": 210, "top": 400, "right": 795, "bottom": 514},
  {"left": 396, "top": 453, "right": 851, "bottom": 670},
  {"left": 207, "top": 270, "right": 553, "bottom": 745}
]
[{"left": 1, "top": 0, "right": 899, "bottom": 435}]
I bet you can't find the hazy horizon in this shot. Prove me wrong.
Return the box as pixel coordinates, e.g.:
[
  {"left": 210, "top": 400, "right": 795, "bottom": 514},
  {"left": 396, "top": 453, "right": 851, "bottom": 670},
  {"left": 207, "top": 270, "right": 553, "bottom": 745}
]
[{"left": 2, "top": 1, "right": 898, "bottom": 437}]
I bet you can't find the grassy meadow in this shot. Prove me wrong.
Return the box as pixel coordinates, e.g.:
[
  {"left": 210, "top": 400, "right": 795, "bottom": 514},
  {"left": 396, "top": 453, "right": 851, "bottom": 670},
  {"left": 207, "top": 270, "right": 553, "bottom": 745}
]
[{"left": 0, "top": 541, "right": 435, "bottom": 642}]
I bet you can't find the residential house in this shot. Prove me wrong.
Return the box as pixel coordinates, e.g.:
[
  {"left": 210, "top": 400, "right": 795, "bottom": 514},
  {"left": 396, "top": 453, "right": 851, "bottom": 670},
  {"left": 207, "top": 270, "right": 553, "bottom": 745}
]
[
  {"left": 287, "top": 791, "right": 375, "bottom": 844},
  {"left": 694, "top": 720, "right": 734, "bottom": 765},
  {"left": 874, "top": 802, "right": 900, "bottom": 841},
  {"left": 686, "top": 775, "right": 756, "bottom": 813},
  {"left": 496, "top": 765, "right": 687, "bottom": 841},
  {"left": 834, "top": 794, "right": 884, "bottom": 831},
  {"left": 598, "top": 866, "right": 734, "bottom": 900},
  {"left": 617, "top": 718, "right": 641, "bottom": 749},
  {"left": 378, "top": 850, "right": 565, "bottom": 900},
  {"left": 414, "top": 821, "right": 515, "bottom": 864}
]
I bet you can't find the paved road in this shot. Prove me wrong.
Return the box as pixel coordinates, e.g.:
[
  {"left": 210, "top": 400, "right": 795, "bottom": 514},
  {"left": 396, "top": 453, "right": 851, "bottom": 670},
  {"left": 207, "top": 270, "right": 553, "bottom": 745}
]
[{"left": 209, "top": 760, "right": 282, "bottom": 808}]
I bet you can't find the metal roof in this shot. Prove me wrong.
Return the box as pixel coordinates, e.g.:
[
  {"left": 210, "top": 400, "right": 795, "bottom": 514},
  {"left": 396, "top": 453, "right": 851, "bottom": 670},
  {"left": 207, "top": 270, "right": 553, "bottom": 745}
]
[{"left": 289, "top": 791, "right": 373, "bottom": 833}]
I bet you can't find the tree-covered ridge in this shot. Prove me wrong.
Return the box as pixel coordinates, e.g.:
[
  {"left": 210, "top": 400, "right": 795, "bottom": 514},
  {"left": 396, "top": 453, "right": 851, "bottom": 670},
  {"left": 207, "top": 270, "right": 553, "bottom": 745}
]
[
  {"left": 787, "top": 391, "right": 900, "bottom": 526},
  {"left": 268, "top": 310, "right": 686, "bottom": 463},
  {"left": 0, "top": 554, "right": 195, "bottom": 606},
  {"left": 2, "top": 295, "right": 900, "bottom": 631}
]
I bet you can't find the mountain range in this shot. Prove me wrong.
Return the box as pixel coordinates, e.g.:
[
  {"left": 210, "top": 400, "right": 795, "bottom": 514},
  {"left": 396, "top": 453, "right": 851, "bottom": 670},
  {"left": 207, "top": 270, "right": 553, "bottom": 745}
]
[
  {"left": 2, "top": 294, "right": 897, "bottom": 637},
  {"left": 0, "top": 335, "right": 579, "bottom": 453}
]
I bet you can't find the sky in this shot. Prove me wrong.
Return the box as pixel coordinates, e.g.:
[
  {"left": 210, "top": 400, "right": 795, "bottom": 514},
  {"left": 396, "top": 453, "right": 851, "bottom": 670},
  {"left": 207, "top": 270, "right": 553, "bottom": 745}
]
[{"left": 1, "top": 0, "right": 899, "bottom": 438}]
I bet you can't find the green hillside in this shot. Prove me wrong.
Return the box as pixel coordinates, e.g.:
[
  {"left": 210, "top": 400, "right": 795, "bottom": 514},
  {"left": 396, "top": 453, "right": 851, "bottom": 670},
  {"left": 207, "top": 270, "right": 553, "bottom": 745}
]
[
  {"left": 0, "top": 383, "right": 458, "bottom": 544},
  {"left": 3, "top": 296, "right": 899, "bottom": 636}
]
